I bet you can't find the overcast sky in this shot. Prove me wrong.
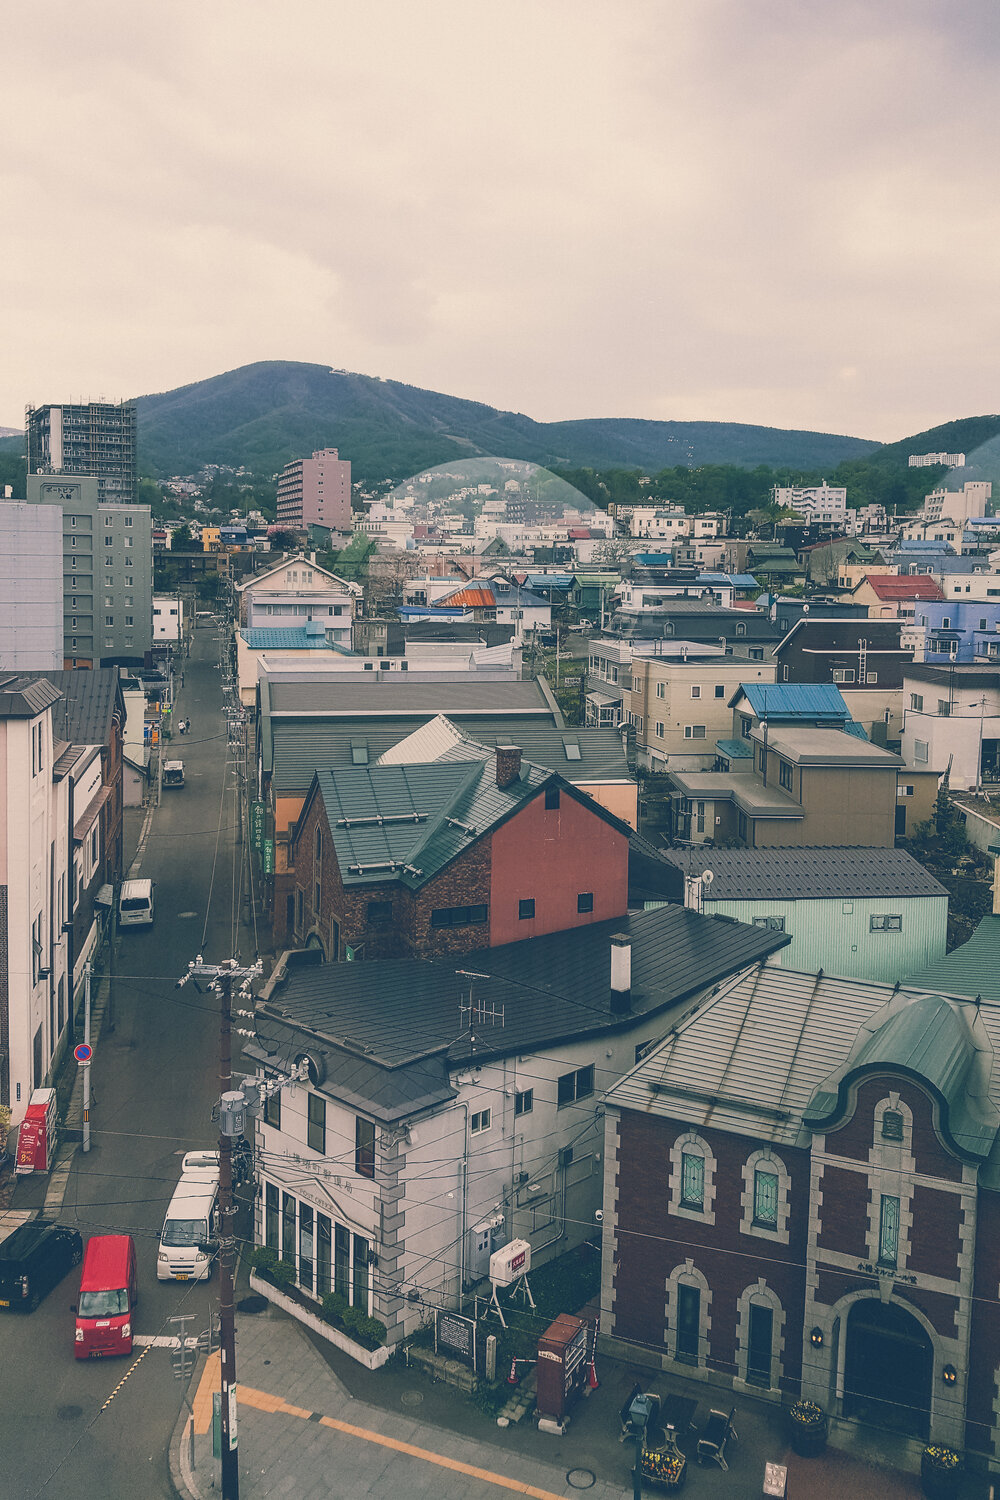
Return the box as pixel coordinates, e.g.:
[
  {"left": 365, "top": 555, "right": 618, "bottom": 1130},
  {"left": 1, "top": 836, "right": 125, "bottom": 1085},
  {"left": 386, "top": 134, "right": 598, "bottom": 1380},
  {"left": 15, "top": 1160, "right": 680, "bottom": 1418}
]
[{"left": 3, "top": 0, "right": 998, "bottom": 441}]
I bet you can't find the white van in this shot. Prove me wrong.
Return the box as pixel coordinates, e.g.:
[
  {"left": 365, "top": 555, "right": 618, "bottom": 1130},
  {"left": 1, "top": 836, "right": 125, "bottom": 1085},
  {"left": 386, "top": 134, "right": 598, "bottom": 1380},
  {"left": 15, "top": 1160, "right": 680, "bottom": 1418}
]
[
  {"left": 119, "top": 879, "right": 155, "bottom": 928},
  {"left": 157, "top": 1150, "right": 219, "bottom": 1281}
]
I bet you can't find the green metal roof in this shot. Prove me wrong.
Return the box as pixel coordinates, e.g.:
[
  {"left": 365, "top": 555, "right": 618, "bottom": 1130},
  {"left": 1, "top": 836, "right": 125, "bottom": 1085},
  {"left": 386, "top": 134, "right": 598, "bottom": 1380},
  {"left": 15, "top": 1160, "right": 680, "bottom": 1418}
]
[
  {"left": 715, "top": 738, "right": 753, "bottom": 759},
  {"left": 805, "top": 992, "right": 999, "bottom": 1162},
  {"left": 306, "top": 753, "right": 600, "bottom": 889},
  {"left": 905, "top": 915, "right": 1000, "bottom": 1005}
]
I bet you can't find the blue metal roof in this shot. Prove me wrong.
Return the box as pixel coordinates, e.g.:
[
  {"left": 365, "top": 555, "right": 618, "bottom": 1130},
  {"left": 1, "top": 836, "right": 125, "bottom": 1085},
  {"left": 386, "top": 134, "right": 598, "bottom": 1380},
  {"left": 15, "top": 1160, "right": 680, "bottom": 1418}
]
[
  {"left": 737, "top": 682, "right": 850, "bottom": 721},
  {"left": 842, "top": 720, "right": 870, "bottom": 741},
  {"left": 697, "top": 573, "right": 759, "bottom": 589},
  {"left": 241, "top": 628, "right": 334, "bottom": 650},
  {"left": 525, "top": 573, "right": 573, "bottom": 590}
]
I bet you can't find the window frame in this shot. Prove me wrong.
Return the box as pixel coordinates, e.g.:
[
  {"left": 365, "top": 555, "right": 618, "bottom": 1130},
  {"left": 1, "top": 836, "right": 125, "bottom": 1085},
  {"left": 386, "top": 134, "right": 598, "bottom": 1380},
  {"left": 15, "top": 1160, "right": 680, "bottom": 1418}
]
[
  {"left": 307, "top": 1092, "right": 326, "bottom": 1154},
  {"left": 355, "top": 1116, "right": 375, "bottom": 1179}
]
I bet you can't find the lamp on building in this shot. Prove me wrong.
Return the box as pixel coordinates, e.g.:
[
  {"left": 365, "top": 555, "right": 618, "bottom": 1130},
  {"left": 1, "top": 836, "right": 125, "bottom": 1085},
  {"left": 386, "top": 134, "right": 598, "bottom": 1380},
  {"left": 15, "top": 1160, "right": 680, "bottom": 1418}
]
[{"left": 809, "top": 1327, "right": 824, "bottom": 1348}]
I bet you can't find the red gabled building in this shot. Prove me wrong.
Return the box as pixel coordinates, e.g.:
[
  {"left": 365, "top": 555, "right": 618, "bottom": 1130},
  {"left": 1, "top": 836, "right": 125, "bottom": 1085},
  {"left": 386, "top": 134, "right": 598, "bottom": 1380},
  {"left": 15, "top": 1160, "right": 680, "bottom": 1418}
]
[{"left": 288, "top": 745, "right": 630, "bottom": 960}]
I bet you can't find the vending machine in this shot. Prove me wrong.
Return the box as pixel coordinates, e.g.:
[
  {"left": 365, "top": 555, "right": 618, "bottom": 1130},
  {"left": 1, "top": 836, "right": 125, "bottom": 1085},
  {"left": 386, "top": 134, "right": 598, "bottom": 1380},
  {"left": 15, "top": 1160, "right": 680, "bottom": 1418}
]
[{"left": 14, "top": 1088, "right": 59, "bottom": 1175}]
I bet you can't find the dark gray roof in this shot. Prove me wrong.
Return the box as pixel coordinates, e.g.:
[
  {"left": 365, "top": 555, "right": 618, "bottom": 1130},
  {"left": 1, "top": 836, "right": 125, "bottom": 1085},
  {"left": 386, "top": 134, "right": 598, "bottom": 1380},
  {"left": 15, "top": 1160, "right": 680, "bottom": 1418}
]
[
  {"left": 270, "top": 716, "right": 567, "bottom": 793},
  {"left": 658, "top": 845, "right": 948, "bottom": 901},
  {"left": 249, "top": 905, "right": 788, "bottom": 1122},
  {"left": 267, "top": 677, "right": 556, "bottom": 717},
  {"left": 904, "top": 665, "right": 1000, "bottom": 689},
  {"left": 0, "top": 673, "right": 63, "bottom": 719},
  {"left": 34, "top": 669, "right": 124, "bottom": 747}
]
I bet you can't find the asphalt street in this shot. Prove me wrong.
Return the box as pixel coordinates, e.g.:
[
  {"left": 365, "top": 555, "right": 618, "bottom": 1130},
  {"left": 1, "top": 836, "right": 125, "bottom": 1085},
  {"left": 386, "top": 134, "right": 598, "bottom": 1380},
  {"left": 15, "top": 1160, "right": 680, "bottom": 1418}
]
[{"left": 0, "top": 623, "right": 251, "bottom": 1500}]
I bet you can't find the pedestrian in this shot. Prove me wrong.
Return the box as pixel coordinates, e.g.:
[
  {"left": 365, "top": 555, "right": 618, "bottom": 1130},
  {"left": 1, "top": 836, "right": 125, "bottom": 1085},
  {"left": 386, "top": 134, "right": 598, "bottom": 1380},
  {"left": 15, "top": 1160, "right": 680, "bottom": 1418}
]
[
  {"left": 185, "top": 718, "right": 191, "bottom": 735},
  {"left": 178, "top": 720, "right": 185, "bottom": 736}
]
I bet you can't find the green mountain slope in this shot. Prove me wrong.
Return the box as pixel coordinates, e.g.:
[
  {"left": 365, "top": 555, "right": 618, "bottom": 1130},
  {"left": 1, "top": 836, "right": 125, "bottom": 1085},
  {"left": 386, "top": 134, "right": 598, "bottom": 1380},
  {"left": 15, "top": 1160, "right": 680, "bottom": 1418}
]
[{"left": 131, "top": 361, "right": 881, "bottom": 480}]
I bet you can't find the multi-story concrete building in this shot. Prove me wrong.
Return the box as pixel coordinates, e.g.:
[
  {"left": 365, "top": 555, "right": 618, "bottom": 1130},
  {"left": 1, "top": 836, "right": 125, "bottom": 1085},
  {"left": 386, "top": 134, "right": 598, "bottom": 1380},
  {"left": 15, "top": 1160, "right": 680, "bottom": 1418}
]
[
  {"left": 771, "top": 480, "right": 848, "bottom": 523},
  {"left": 26, "top": 400, "right": 137, "bottom": 506},
  {"left": 0, "top": 503, "right": 64, "bottom": 669},
  {"left": 923, "top": 481, "right": 992, "bottom": 526},
  {"left": 276, "top": 447, "right": 352, "bottom": 530},
  {"left": 26, "top": 475, "right": 152, "bottom": 667},
  {"left": 628, "top": 653, "right": 777, "bottom": 772},
  {"left": 909, "top": 451, "right": 965, "bottom": 467}
]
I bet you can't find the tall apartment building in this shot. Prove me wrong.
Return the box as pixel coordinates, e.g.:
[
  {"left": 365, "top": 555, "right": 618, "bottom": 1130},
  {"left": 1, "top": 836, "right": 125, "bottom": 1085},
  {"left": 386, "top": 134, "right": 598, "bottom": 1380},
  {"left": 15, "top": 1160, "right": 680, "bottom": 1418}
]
[
  {"left": 0, "top": 503, "right": 64, "bottom": 669},
  {"left": 27, "top": 400, "right": 137, "bottom": 506},
  {"left": 276, "top": 447, "right": 351, "bottom": 530},
  {"left": 27, "top": 476, "right": 153, "bottom": 667},
  {"left": 923, "top": 480, "right": 992, "bottom": 525}
]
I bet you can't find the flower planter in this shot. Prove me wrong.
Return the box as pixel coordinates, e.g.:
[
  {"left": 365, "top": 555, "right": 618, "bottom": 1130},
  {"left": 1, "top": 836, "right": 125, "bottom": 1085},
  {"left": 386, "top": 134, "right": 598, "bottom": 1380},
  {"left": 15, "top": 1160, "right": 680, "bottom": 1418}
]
[
  {"left": 249, "top": 1271, "right": 392, "bottom": 1370},
  {"left": 920, "top": 1450, "right": 962, "bottom": 1499},
  {"left": 639, "top": 1449, "right": 687, "bottom": 1491},
  {"left": 785, "top": 1401, "right": 828, "bottom": 1457}
]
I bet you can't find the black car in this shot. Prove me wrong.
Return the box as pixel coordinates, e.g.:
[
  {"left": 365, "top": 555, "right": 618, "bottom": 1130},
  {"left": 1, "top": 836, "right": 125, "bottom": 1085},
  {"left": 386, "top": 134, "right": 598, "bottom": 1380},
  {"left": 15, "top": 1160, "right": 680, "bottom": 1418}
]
[{"left": 0, "top": 1220, "right": 83, "bottom": 1311}]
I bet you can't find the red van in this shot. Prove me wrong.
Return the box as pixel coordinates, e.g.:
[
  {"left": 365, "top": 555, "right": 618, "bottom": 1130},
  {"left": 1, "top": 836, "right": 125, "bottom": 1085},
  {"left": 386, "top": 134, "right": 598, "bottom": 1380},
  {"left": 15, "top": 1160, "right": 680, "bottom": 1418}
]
[{"left": 74, "top": 1235, "right": 137, "bottom": 1358}]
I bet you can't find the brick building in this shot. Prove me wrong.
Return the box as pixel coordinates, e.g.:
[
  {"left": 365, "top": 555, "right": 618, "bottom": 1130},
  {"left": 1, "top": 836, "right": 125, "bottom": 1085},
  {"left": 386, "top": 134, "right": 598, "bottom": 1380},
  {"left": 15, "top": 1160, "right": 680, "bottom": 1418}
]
[
  {"left": 602, "top": 963, "right": 1000, "bottom": 1463},
  {"left": 287, "top": 746, "right": 630, "bottom": 960}
]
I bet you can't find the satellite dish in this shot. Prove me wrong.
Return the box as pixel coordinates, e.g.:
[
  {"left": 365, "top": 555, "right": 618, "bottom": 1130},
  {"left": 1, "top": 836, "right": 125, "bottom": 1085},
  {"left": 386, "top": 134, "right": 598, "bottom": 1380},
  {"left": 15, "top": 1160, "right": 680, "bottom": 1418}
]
[{"left": 701, "top": 869, "right": 714, "bottom": 886}]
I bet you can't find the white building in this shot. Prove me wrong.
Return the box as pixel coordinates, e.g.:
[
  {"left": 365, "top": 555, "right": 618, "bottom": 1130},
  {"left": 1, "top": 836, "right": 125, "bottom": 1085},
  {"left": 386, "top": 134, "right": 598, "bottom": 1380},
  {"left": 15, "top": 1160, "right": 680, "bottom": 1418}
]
[
  {"left": 909, "top": 452, "right": 966, "bottom": 468},
  {"left": 771, "top": 481, "right": 848, "bottom": 524},
  {"left": 0, "top": 674, "right": 72, "bottom": 1117},
  {"left": 0, "top": 502, "right": 63, "bottom": 669},
  {"left": 923, "top": 482, "right": 993, "bottom": 526},
  {"left": 152, "top": 595, "right": 183, "bottom": 642}
]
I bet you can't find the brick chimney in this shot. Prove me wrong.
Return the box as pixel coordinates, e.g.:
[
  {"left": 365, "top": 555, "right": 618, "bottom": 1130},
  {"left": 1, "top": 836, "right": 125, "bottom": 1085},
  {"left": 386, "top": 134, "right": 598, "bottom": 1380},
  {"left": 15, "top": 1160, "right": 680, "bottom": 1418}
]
[{"left": 495, "top": 745, "right": 522, "bottom": 789}]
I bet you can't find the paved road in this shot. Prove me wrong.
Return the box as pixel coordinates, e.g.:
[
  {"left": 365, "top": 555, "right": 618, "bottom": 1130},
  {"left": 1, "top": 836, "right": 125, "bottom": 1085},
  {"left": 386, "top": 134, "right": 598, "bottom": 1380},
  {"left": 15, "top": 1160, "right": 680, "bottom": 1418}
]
[{"left": 0, "top": 624, "right": 253, "bottom": 1500}]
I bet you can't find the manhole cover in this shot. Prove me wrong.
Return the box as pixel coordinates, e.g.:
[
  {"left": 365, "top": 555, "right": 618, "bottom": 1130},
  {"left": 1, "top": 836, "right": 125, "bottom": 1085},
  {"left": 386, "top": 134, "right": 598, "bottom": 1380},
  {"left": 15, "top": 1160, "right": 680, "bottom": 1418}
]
[
  {"left": 57, "top": 1405, "right": 84, "bottom": 1422},
  {"left": 400, "top": 1391, "right": 423, "bottom": 1408},
  {"left": 566, "top": 1470, "right": 595, "bottom": 1490},
  {"left": 236, "top": 1295, "right": 268, "bottom": 1314}
]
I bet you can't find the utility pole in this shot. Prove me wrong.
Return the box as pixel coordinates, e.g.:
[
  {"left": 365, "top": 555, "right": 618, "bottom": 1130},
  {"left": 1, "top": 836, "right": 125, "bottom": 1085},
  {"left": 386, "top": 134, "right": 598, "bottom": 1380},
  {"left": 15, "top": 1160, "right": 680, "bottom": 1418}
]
[{"left": 178, "top": 956, "right": 262, "bottom": 1500}]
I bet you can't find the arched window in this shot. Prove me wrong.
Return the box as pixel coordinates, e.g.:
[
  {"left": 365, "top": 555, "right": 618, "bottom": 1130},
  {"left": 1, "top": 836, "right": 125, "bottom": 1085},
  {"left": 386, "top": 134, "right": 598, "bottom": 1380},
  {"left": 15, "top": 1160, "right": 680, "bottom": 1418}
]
[
  {"left": 665, "top": 1260, "right": 711, "bottom": 1368},
  {"left": 736, "top": 1279, "right": 784, "bottom": 1391},
  {"left": 668, "top": 1131, "right": 717, "bottom": 1225},
  {"left": 741, "top": 1149, "right": 791, "bottom": 1245}
]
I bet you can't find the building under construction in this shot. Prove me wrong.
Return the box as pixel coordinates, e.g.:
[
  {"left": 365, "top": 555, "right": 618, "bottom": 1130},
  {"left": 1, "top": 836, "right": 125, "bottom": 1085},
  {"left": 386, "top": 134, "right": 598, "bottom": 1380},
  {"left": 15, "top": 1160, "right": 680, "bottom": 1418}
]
[{"left": 26, "top": 400, "right": 137, "bottom": 505}]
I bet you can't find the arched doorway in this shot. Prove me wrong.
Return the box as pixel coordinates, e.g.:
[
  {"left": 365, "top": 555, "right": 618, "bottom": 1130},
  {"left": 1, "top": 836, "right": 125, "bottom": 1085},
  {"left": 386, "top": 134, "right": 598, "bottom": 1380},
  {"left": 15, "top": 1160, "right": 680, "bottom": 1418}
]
[{"left": 843, "top": 1298, "right": 933, "bottom": 1437}]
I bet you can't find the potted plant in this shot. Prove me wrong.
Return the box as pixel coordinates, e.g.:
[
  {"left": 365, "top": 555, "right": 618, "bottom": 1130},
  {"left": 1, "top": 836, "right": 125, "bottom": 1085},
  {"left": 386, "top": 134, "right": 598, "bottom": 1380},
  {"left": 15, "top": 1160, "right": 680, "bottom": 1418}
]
[
  {"left": 639, "top": 1446, "right": 687, "bottom": 1491},
  {"left": 785, "top": 1399, "right": 828, "bottom": 1456},
  {"left": 920, "top": 1445, "right": 962, "bottom": 1499}
]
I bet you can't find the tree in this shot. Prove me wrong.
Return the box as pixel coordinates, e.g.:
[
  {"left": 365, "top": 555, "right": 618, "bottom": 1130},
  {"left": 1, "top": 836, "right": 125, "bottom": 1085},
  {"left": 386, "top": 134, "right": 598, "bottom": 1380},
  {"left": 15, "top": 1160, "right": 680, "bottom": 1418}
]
[{"left": 171, "top": 523, "right": 193, "bottom": 548}]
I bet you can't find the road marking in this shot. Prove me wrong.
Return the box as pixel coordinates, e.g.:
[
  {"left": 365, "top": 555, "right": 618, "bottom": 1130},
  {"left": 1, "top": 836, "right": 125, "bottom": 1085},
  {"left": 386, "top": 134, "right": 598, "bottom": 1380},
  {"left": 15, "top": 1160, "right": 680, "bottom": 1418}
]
[
  {"left": 100, "top": 1343, "right": 151, "bottom": 1410},
  {"left": 193, "top": 1350, "right": 221, "bottom": 1433},
  {"left": 234, "top": 1382, "right": 576, "bottom": 1500},
  {"left": 134, "top": 1334, "right": 201, "bottom": 1349}
]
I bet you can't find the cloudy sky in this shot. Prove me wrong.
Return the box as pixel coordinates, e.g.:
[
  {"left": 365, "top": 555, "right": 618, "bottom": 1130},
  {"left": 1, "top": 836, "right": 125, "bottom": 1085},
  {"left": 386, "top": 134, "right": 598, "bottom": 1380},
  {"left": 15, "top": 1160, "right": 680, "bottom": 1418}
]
[{"left": 3, "top": 0, "right": 998, "bottom": 441}]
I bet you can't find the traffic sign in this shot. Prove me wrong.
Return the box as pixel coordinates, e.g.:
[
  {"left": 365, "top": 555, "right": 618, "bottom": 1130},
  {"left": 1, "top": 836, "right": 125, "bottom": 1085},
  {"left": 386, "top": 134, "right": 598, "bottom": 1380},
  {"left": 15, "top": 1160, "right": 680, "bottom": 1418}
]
[{"left": 74, "top": 1042, "right": 94, "bottom": 1065}]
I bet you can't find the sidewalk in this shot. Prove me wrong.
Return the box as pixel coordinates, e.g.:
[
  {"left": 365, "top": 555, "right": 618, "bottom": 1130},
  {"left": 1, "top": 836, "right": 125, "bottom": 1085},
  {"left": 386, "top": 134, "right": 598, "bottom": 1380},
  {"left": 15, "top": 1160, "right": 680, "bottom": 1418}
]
[{"left": 169, "top": 1299, "right": 951, "bottom": 1500}]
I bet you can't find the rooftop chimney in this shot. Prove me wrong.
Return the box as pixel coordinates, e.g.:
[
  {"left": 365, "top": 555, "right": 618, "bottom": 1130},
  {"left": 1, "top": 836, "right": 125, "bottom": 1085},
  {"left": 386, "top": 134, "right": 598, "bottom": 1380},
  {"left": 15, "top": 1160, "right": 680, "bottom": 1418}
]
[
  {"left": 610, "top": 933, "right": 632, "bottom": 1013},
  {"left": 495, "top": 745, "right": 522, "bottom": 789}
]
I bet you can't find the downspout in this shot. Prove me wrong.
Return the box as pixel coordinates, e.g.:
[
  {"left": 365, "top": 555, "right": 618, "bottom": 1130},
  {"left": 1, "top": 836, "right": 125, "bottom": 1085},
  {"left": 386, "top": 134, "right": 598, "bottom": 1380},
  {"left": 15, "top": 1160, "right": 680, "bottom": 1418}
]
[
  {"left": 66, "top": 776, "right": 75, "bottom": 1043},
  {"left": 457, "top": 1101, "right": 470, "bottom": 1295}
]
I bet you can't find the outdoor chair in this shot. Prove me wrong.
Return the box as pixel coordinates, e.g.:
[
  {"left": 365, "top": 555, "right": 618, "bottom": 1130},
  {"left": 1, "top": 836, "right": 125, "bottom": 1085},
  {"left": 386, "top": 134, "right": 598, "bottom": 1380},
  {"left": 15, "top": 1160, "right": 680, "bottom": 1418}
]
[{"left": 697, "top": 1406, "right": 738, "bottom": 1471}]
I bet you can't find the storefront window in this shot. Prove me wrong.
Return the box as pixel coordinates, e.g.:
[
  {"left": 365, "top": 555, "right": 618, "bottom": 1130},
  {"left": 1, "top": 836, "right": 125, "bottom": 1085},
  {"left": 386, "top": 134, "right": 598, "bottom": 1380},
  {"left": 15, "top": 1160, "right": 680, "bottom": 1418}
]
[
  {"left": 335, "top": 1224, "right": 350, "bottom": 1300},
  {"left": 299, "top": 1204, "right": 314, "bottom": 1293},
  {"left": 316, "top": 1214, "right": 332, "bottom": 1298},
  {"left": 265, "top": 1182, "right": 279, "bottom": 1251},
  {"left": 353, "top": 1234, "right": 370, "bottom": 1312}
]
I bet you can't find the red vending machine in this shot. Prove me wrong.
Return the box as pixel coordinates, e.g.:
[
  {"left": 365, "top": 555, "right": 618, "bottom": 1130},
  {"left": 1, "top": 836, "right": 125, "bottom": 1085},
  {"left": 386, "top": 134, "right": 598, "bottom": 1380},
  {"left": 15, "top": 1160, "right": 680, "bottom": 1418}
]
[
  {"left": 15, "top": 1088, "right": 59, "bottom": 1175},
  {"left": 535, "top": 1313, "right": 590, "bottom": 1432}
]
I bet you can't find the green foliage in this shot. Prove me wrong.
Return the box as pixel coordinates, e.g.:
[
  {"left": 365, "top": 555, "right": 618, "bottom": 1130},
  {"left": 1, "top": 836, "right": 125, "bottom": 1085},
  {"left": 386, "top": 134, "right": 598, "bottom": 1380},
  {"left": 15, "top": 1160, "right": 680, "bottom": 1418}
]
[
  {"left": 171, "top": 523, "right": 193, "bottom": 548},
  {"left": 321, "top": 1291, "right": 349, "bottom": 1323},
  {"left": 0, "top": 445, "right": 27, "bottom": 498},
  {"left": 249, "top": 1245, "right": 278, "bottom": 1273},
  {"left": 269, "top": 1258, "right": 297, "bottom": 1290}
]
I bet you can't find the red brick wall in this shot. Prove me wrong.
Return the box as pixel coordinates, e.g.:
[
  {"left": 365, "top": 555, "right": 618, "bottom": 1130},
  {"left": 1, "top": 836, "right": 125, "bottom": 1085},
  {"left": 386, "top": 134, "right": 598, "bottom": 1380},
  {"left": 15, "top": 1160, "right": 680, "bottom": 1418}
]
[
  {"left": 824, "top": 1077, "right": 963, "bottom": 1183},
  {"left": 613, "top": 1110, "right": 808, "bottom": 1385},
  {"left": 816, "top": 1164, "right": 869, "bottom": 1257},
  {"left": 967, "top": 1188, "right": 1000, "bottom": 1455},
  {"left": 813, "top": 1268, "right": 959, "bottom": 1339},
  {"left": 907, "top": 1185, "right": 963, "bottom": 1281},
  {"left": 490, "top": 788, "right": 628, "bottom": 946}
]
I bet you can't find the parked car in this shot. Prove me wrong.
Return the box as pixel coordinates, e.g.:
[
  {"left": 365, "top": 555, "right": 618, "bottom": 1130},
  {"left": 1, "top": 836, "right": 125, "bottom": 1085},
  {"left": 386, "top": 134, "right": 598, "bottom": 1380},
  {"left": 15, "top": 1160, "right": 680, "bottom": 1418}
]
[
  {"left": 0, "top": 1220, "right": 83, "bottom": 1311},
  {"left": 119, "top": 878, "right": 155, "bottom": 928}
]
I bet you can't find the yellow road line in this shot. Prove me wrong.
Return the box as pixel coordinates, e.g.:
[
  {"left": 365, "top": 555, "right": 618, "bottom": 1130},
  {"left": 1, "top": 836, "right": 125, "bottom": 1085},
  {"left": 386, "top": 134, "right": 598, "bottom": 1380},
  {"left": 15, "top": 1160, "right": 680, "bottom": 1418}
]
[{"left": 237, "top": 1383, "right": 574, "bottom": 1500}]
